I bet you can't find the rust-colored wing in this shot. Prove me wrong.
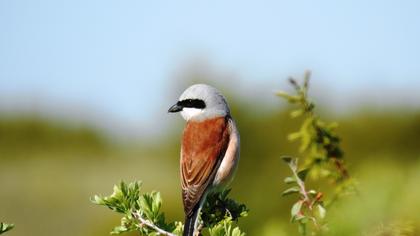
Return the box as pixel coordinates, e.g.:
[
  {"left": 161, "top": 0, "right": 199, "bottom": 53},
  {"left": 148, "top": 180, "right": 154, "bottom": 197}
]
[{"left": 180, "top": 116, "right": 230, "bottom": 216}]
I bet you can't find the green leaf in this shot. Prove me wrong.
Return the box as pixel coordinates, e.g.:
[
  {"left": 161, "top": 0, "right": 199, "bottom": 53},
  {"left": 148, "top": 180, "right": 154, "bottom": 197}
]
[
  {"left": 308, "top": 190, "right": 317, "bottom": 196},
  {"left": 139, "top": 193, "right": 154, "bottom": 220},
  {"left": 287, "top": 132, "right": 301, "bottom": 141},
  {"left": 299, "top": 133, "right": 311, "bottom": 153},
  {"left": 110, "top": 225, "right": 129, "bottom": 234},
  {"left": 282, "top": 186, "right": 300, "bottom": 196},
  {"left": 0, "top": 223, "right": 14, "bottom": 234},
  {"left": 111, "top": 184, "right": 123, "bottom": 199},
  {"left": 297, "top": 168, "right": 309, "bottom": 181},
  {"left": 232, "top": 227, "right": 246, "bottom": 236},
  {"left": 282, "top": 157, "right": 298, "bottom": 172},
  {"left": 317, "top": 204, "right": 326, "bottom": 219},
  {"left": 291, "top": 200, "right": 303, "bottom": 217},
  {"left": 208, "top": 217, "right": 245, "bottom": 236},
  {"left": 281, "top": 156, "right": 293, "bottom": 164},
  {"left": 284, "top": 176, "right": 296, "bottom": 184},
  {"left": 290, "top": 109, "right": 304, "bottom": 118},
  {"left": 90, "top": 195, "right": 104, "bottom": 205},
  {"left": 275, "top": 91, "right": 301, "bottom": 103},
  {"left": 171, "top": 221, "right": 184, "bottom": 235},
  {"left": 151, "top": 192, "right": 162, "bottom": 214},
  {"left": 274, "top": 90, "right": 290, "bottom": 97}
]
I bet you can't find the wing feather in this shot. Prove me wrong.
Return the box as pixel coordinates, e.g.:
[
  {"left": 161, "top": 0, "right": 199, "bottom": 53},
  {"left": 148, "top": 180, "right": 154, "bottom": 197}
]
[{"left": 180, "top": 116, "right": 230, "bottom": 216}]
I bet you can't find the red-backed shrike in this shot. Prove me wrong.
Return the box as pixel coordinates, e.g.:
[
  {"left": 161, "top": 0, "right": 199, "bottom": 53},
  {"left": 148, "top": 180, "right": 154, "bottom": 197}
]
[{"left": 168, "top": 84, "right": 240, "bottom": 236}]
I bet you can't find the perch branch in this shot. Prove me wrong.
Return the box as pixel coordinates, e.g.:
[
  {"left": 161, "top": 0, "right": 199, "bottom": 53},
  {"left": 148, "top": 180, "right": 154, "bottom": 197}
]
[{"left": 131, "top": 211, "right": 177, "bottom": 236}]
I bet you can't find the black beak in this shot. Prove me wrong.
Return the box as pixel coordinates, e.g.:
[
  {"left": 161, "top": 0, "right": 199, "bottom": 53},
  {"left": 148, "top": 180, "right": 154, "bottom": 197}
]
[{"left": 168, "top": 103, "right": 183, "bottom": 113}]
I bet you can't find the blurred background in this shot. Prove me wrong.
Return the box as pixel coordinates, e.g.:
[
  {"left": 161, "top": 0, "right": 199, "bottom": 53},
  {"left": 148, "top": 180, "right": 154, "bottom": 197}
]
[{"left": 1, "top": 0, "right": 420, "bottom": 235}]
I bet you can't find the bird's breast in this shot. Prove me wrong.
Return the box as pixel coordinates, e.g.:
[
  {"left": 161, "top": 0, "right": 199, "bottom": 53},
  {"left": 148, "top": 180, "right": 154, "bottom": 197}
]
[{"left": 181, "top": 116, "right": 229, "bottom": 163}]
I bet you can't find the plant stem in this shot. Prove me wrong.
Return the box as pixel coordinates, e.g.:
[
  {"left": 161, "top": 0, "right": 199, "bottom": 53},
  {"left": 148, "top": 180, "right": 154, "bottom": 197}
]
[
  {"left": 131, "top": 211, "right": 177, "bottom": 236},
  {"left": 291, "top": 161, "right": 311, "bottom": 208}
]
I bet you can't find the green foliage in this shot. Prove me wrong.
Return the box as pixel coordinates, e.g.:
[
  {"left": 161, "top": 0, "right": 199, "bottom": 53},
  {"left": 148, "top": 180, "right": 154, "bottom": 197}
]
[
  {"left": 207, "top": 217, "right": 245, "bottom": 236},
  {"left": 201, "top": 189, "right": 248, "bottom": 228},
  {"left": 277, "top": 72, "right": 356, "bottom": 235},
  {"left": 0, "top": 223, "right": 14, "bottom": 234},
  {"left": 276, "top": 72, "right": 345, "bottom": 175},
  {"left": 92, "top": 181, "right": 181, "bottom": 235},
  {"left": 281, "top": 157, "right": 327, "bottom": 235},
  {"left": 0, "top": 116, "right": 108, "bottom": 155},
  {"left": 92, "top": 181, "right": 247, "bottom": 236}
]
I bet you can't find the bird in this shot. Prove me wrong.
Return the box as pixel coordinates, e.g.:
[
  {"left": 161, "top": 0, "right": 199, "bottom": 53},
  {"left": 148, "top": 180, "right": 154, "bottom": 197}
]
[{"left": 168, "top": 84, "right": 240, "bottom": 236}]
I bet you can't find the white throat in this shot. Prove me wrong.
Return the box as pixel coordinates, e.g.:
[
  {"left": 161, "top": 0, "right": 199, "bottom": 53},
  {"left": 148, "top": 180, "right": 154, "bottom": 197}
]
[{"left": 180, "top": 108, "right": 204, "bottom": 121}]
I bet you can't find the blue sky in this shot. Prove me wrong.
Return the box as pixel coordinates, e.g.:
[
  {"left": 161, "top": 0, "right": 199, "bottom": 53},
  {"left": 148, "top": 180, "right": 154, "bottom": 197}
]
[{"left": 1, "top": 0, "right": 419, "bottom": 134}]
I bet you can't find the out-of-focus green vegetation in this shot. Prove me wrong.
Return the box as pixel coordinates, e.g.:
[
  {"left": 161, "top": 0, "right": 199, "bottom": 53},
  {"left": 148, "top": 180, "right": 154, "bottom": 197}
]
[
  {"left": 277, "top": 74, "right": 356, "bottom": 235},
  {"left": 0, "top": 116, "right": 109, "bottom": 157},
  {"left": 0, "top": 222, "right": 14, "bottom": 234},
  {"left": 1, "top": 101, "right": 419, "bottom": 235}
]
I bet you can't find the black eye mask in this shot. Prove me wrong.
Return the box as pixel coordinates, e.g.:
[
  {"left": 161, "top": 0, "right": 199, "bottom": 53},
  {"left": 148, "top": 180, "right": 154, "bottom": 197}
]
[{"left": 177, "top": 99, "right": 206, "bottom": 109}]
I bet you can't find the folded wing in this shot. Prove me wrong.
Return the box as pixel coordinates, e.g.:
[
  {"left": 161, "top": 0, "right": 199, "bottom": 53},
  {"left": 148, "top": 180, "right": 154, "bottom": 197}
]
[{"left": 180, "top": 116, "right": 230, "bottom": 216}]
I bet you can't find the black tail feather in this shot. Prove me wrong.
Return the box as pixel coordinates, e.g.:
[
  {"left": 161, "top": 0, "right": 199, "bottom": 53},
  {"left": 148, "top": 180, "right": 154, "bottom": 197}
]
[{"left": 183, "top": 205, "right": 200, "bottom": 236}]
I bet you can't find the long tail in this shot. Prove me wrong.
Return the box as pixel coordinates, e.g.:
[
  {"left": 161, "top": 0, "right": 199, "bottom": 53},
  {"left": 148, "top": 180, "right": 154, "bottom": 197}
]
[{"left": 183, "top": 204, "right": 200, "bottom": 236}]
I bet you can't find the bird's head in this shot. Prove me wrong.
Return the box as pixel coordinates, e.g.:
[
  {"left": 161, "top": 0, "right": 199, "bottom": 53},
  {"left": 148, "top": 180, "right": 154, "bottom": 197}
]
[{"left": 168, "top": 84, "right": 230, "bottom": 121}]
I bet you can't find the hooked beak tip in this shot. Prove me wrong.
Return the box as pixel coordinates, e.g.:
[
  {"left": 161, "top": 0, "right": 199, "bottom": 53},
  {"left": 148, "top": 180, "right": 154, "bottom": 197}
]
[{"left": 168, "top": 104, "right": 183, "bottom": 113}]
